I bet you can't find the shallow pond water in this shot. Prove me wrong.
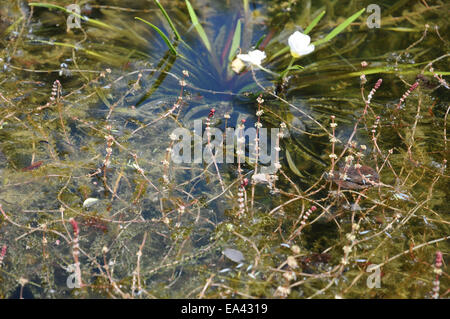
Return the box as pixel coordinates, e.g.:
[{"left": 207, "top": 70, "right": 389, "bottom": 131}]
[{"left": 0, "top": 0, "right": 448, "bottom": 298}]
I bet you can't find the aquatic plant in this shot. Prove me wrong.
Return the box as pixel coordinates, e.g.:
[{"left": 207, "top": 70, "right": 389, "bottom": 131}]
[{"left": 0, "top": 0, "right": 448, "bottom": 299}]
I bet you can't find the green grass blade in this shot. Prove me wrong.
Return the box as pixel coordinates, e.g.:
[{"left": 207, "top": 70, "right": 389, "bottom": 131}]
[
  {"left": 313, "top": 8, "right": 365, "bottom": 46},
  {"left": 185, "top": 0, "right": 211, "bottom": 52},
  {"left": 347, "top": 67, "right": 450, "bottom": 77},
  {"left": 243, "top": 0, "right": 249, "bottom": 14},
  {"left": 5, "top": 16, "right": 24, "bottom": 35},
  {"left": 29, "top": 2, "right": 117, "bottom": 30},
  {"left": 153, "top": 0, "right": 182, "bottom": 41},
  {"left": 279, "top": 65, "right": 304, "bottom": 78},
  {"left": 304, "top": 10, "right": 326, "bottom": 35},
  {"left": 254, "top": 34, "right": 266, "bottom": 50},
  {"left": 95, "top": 87, "right": 112, "bottom": 109},
  {"left": 135, "top": 17, "right": 178, "bottom": 56},
  {"left": 286, "top": 149, "right": 305, "bottom": 177},
  {"left": 384, "top": 27, "right": 422, "bottom": 32},
  {"left": 228, "top": 19, "right": 242, "bottom": 62}
]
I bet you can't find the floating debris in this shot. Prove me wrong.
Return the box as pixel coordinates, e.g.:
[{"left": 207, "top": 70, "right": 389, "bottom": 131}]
[
  {"left": 236, "top": 263, "right": 244, "bottom": 269},
  {"left": 83, "top": 198, "right": 99, "bottom": 209},
  {"left": 223, "top": 248, "right": 245, "bottom": 263},
  {"left": 392, "top": 192, "right": 410, "bottom": 201},
  {"left": 219, "top": 268, "right": 232, "bottom": 273}
]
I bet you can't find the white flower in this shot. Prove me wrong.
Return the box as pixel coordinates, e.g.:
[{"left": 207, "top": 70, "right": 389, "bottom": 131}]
[
  {"left": 343, "top": 245, "right": 352, "bottom": 254},
  {"left": 288, "top": 31, "right": 315, "bottom": 58},
  {"left": 329, "top": 153, "right": 337, "bottom": 159},
  {"left": 340, "top": 257, "right": 349, "bottom": 265},
  {"left": 237, "top": 50, "right": 266, "bottom": 66},
  {"left": 283, "top": 271, "right": 296, "bottom": 281},
  {"left": 291, "top": 245, "right": 300, "bottom": 254},
  {"left": 274, "top": 286, "right": 291, "bottom": 298}
]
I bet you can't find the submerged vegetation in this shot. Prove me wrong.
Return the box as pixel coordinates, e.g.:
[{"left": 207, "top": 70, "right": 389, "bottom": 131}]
[{"left": 0, "top": 0, "right": 448, "bottom": 299}]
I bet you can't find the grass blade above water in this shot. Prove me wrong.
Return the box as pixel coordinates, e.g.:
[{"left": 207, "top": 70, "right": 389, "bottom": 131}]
[
  {"left": 304, "top": 10, "right": 326, "bottom": 35},
  {"left": 185, "top": 0, "right": 212, "bottom": 52},
  {"left": 135, "top": 17, "right": 178, "bottom": 56},
  {"left": 228, "top": 19, "right": 242, "bottom": 62},
  {"left": 153, "top": 0, "right": 182, "bottom": 41},
  {"left": 313, "top": 8, "right": 366, "bottom": 46}
]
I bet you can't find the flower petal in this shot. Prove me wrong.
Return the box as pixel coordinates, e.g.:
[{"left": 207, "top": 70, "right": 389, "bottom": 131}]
[
  {"left": 289, "top": 31, "right": 311, "bottom": 47},
  {"left": 237, "top": 49, "right": 266, "bottom": 66},
  {"left": 237, "top": 53, "right": 251, "bottom": 63},
  {"left": 288, "top": 31, "right": 314, "bottom": 57},
  {"left": 301, "top": 44, "right": 315, "bottom": 55},
  {"left": 250, "top": 50, "right": 266, "bottom": 62}
]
